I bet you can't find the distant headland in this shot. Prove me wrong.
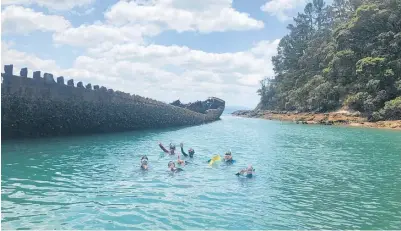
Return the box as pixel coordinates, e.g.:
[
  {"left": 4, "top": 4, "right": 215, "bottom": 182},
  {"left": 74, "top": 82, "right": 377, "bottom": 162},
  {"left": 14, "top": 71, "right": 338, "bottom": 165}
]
[
  {"left": 1, "top": 64, "right": 225, "bottom": 140},
  {"left": 233, "top": 0, "right": 401, "bottom": 130}
]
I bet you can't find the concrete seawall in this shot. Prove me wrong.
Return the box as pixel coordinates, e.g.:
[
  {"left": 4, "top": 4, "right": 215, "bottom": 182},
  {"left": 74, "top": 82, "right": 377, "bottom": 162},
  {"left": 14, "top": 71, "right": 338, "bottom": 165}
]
[{"left": 1, "top": 65, "right": 225, "bottom": 139}]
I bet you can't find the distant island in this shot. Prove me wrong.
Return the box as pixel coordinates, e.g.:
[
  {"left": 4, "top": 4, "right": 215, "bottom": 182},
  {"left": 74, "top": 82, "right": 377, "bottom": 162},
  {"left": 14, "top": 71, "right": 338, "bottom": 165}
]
[{"left": 234, "top": 0, "right": 401, "bottom": 129}]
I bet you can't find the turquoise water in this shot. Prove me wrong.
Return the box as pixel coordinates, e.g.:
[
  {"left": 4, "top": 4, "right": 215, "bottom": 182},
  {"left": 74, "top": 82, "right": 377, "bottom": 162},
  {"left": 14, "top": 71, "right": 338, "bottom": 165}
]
[{"left": 2, "top": 116, "right": 401, "bottom": 229}]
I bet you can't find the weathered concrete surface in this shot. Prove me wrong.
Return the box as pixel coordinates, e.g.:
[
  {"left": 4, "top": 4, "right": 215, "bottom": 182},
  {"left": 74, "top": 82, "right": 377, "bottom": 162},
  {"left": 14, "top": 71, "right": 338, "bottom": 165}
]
[
  {"left": 1, "top": 65, "right": 225, "bottom": 139},
  {"left": 170, "top": 97, "right": 225, "bottom": 114}
]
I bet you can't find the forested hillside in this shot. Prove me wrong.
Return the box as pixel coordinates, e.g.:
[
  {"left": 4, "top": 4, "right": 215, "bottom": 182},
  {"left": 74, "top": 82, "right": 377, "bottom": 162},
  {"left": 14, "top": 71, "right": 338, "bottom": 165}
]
[{"left": 257, "top": 0, "right": 401, "bottom": 121}]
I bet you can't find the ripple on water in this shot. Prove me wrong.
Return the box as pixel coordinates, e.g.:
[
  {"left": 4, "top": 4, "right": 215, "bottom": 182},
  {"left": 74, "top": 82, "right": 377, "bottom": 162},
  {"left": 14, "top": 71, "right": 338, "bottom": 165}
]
[{"left": 2, "top": 116, "right": 401, "bottom": 229}]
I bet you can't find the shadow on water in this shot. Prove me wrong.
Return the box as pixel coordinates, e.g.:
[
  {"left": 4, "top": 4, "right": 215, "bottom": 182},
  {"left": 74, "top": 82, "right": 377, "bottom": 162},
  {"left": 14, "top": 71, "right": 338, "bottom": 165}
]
[
  {"left": 1, "top": 118, "right": 224, "bottom": 147},
  {"left": 1, "top": 117, "right": 223, "bottom": 143}
]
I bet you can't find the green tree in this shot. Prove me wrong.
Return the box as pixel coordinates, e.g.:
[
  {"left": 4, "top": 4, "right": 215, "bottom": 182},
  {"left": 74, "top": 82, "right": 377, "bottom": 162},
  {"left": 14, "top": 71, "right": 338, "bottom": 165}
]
[
  {"left": 313, "top": 0, "right": 326, "bottom": 30},
  {"left": 257, "top": 0, "right": 401, "bottom": 120}
]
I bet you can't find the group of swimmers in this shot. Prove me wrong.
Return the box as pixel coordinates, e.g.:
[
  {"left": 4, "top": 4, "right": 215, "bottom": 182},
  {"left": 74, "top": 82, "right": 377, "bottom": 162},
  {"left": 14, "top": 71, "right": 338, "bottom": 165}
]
[{"left": 139, "top": 142, "right": 255, "bottom": 178}]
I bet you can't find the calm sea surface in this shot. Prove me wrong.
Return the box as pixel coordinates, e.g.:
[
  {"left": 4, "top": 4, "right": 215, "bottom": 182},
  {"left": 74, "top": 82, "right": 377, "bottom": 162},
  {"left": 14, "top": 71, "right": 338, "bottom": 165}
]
[{"left": 2, "top": 116, "right": 401, "bottom": 229}]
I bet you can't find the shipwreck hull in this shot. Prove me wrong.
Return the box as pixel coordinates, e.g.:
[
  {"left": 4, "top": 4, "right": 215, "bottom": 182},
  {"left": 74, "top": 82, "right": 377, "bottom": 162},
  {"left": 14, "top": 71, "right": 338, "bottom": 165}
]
[{"left": 1, "top": 65, "right": 225, "bottom": 140}]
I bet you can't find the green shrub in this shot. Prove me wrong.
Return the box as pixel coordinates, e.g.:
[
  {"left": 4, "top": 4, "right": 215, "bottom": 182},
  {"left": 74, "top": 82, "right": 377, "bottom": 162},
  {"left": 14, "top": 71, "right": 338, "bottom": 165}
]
[
  {"left": 366, "top": 79, "right": 380, "bottom": 92},
  {"left": 396, "top": 80, "right": 401, "bottom": 92},
  {"left": 356, "top": 57, "right": 385, "bottom": 73},
  {"left": 344, "top": 92, "right": 369, "bottom": 111},
  {"left": 370, "top": 111, "right": 383, "bottom": 122},
  {"left": 380, "top": 97, "right": 401, "bottom": 120},
  {"left": 363, "top": 96, "right": 375, "bottom": 112}
]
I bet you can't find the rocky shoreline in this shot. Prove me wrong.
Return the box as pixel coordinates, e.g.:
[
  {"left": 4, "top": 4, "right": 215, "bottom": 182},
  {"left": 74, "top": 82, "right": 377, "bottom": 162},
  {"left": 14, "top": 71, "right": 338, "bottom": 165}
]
[{"left": 232, "top": 110, "right": 401, "bottom": 130}]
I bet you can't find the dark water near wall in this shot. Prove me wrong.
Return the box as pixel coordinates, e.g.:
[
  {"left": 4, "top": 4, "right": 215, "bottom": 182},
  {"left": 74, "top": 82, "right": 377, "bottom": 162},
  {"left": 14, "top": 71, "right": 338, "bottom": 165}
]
[{"left": 2, "top": 116, "right": 401, "bottom": 229}]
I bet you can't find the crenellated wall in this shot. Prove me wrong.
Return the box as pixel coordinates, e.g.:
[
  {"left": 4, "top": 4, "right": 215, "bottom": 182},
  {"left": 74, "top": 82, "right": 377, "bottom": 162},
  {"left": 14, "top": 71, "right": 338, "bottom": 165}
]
[{"left": 1, "top": 64, "right": 224, "bottom": 139}]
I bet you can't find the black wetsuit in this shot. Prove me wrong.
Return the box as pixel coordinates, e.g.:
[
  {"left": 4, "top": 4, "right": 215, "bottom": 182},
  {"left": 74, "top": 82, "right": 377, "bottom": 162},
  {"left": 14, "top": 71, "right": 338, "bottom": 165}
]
[
  {"left": 171, "top": 168, "right": 183, "bottom": 173},
  {"left": 180, "top": 147, "right": 193, "bottom": 158},
  {"left": 141, "top": 164, "right": 149, "bottom": 171},
  {"left": 236, "top": 171, "right": 253, "bottom": 178}
]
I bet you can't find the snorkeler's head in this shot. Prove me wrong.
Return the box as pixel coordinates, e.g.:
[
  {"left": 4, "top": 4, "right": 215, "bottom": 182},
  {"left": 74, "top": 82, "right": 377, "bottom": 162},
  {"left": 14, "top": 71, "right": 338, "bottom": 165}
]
[
  {"left": 141, "top": 156, "right": 148, "bottom": 165},
  {"left": 188, "top": 148, "right": 195, "bottom": 157},
  {"left": 169, "top": 143, "right": 176, "bottom": 151},
  {"left": 224, "top": 151, "right": 232, "bottom": 160},
  {"left": 168, "top": 161, "right": 175, "bottom": 168},
  {"left": 141, "top": 156, "right": 148, "bottom": 164},
  {"left": 246, "top": 165, "right": 254, "bottom": 174}
]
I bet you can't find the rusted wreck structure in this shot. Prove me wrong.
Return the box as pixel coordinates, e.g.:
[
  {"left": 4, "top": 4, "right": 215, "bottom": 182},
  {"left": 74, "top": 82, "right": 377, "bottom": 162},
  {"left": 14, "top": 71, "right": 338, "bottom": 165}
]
[
  {"left": 170, "top": 97, "right": 225, "bottom": 114},
  {"left": 1, "top": 64, "right": 225, "bottom": 139}
]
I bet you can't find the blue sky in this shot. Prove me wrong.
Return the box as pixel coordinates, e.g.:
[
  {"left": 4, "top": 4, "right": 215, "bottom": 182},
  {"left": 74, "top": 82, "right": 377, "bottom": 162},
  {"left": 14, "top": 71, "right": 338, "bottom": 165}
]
[{"left": 1, "top": 0, "right": 311, "bottom": 107}]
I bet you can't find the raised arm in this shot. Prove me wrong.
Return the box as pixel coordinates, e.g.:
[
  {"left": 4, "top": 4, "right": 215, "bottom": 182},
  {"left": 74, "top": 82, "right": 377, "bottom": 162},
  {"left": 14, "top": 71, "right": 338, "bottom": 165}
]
[
  {"left": 235, "top": 169, "right": 246, "bottom": 176},
  {"left": 180, "top": 143, "right": 188, "bottom": 157},
  {"left": 159, "top": 143, "right": 169, "bottom": 153}
]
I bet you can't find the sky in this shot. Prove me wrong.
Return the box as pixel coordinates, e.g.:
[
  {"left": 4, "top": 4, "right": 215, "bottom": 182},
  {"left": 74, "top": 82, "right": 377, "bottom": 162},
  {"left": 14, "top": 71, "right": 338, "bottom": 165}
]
[{"left": 1, "top": 0, "right": 310, "bottom": 108}]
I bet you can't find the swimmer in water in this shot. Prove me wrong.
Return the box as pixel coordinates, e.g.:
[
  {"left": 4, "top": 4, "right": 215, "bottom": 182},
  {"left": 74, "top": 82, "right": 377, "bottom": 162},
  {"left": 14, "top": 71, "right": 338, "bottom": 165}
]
[
  {"left": 168, "top": 161, "right": 183, "bottom": 173},
  {"left": 176, "top": 152, "right": 189, "bottom": 166},
  {"left": 223, "top": 151, "right": 235, "bottom": 165},
  {"left": 180, "top": 143, "right": 195, "bottom": 158},
  {"left": 177, "top": 159, "right": 186, "bottom": 166},
  {"left": 207, "top": 151, "right": 235, "bottom": 165},
  {"left": 207, "top": 152, "right": 235, "bottom": 165},
  {"left": 236, "top": 165, "right": 255, "bottom": 178},
  {"left": 159, "top": 142, "right": 176, "bottom": 155},
  {"left": 140, "top": 155, "right": 149, "bottom": 170}
]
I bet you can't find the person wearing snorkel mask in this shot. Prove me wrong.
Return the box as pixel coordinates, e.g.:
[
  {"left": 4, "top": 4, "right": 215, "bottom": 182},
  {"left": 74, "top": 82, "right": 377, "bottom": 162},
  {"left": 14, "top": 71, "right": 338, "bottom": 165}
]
[
  {"left": 236, "top": 165, "right": 255, "bottom": 178},
  {"left": 168, "top": 161, "right": 183, "bottom": 173},
  {"left": 140, "top": 155, "right": 149, "bottom": 170},
  {"left": 207, "top": 151, "right": 235, "bottom": 165},
  {"left": 180, "top": 143, "right": 195, "bottom": 158},
  {"left": 159, "top": 142, "right": 176, "bottom": 155},
  {"left": 223, "top": 151, "right": 235, "bottom": 165},
  {"left": 176, "top": 151, "right": 190, "bottom": 166}
]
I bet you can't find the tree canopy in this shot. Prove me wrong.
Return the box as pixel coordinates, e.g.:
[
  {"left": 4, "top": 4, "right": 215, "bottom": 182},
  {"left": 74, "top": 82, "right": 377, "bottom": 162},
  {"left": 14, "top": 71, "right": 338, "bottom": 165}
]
[{"left": 257, "top": 0, "right": 401, "bottom": 121}]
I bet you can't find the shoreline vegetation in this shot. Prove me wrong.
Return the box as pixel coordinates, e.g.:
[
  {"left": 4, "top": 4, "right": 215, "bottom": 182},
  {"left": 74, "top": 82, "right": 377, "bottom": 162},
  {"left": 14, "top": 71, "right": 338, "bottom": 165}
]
[
  {"left": 232, "top": 109, "right": 401, "bottom": 130},
  {"left": 253, "top": 0, "right": 401, "bottom": 126}
]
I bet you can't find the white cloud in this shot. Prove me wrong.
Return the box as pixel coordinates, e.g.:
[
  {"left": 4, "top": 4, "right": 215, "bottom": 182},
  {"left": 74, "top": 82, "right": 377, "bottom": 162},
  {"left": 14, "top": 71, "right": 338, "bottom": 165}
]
[
  {"left": 1, "top": 5, "right": 71, "bottom": 34},
  {"left": 1, "top": 42, "right": 61, "bottom": 73},
  {"left": 261, "top": 0, "right": 306, "bottom": 21},
  {"left": 1, "top": 39, "right": 280, "bottom": 107},
  {"left": 53, "top": 23, "right": 161, "bottom": 47},
  {"left": 70, "top": 7, "right": 95, "bottom": 16},
  {"left": 0, "top": 1, "right": 279, "bottom": 107},
  {"left": 52, "top": 0, "right": 264, "bottom": 48},
  {"left": 85, "top": 43, "right": 276, "bottom": 78},
  {"left": 1, "top": 0, "right": 94, "bottom": 11},
  {"left": 84, "top": 7, "right": 95, "bottom": 15},
  {"left": 251, "top": 39, "right": 281, "bottom": 57},
  {"left": 105, "top": 0, "right": 264, "bottom": 33}
]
